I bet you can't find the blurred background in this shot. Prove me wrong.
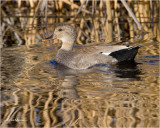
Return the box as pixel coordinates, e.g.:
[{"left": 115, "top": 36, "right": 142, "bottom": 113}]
[
  {"left": 1, "top": 0, "right": 159, "bottom": 47},
  {"left": 1, "top": 0, "right": 159, "bottom": 127}
]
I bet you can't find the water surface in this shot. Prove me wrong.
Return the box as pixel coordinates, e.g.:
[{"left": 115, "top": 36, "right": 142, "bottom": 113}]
[{"left": 1, "top": 40, "right": 159, "bottom": 127}]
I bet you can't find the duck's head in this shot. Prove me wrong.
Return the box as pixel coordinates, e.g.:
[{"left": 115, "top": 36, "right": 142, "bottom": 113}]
[{"left": 42, "top": 23, "right": 77, "bottom": 50}]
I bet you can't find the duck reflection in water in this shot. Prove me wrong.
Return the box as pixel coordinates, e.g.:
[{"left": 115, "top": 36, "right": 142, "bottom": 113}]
[
  {"left": 48, "top": 59, "right": 141, "bottom": 100},
  {"left": 49, "top": 60, "right": 96, "bottom": 99}
]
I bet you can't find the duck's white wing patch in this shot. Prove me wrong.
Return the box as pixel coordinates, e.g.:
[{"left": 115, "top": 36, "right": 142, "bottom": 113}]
[{"left": 101, "top": 52, "right": 110, "bottom": 56}]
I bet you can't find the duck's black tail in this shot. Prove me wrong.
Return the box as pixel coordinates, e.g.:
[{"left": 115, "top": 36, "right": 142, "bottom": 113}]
[{"left": 109, "top": 46, "right": 141, "bottom": 62}]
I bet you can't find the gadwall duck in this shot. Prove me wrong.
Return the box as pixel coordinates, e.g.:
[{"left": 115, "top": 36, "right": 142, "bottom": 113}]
[{"left": 42, "top": 23, "right": 141, "bottom": 69}]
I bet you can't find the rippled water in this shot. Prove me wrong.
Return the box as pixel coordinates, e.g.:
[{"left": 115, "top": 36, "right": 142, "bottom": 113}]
[{"left": 1, "top": 40, "right": 159, "bottom": 127}]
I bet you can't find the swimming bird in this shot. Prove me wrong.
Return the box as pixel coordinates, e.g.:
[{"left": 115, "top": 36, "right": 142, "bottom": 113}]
[{"left": 42, "top": 23, "right": 141, "bottom": 69}]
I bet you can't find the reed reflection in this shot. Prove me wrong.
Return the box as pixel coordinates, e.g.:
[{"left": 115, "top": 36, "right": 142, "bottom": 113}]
[
  {"left": 1, "top": 48, "right": 159, "bottom": 127},
  {"left": 49, "top": 60, "right": 156, "bottom": 127}
]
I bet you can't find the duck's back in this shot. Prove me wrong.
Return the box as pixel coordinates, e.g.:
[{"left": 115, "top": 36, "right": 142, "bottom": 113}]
[
  {"left": 74, "top": 45, "right": 128, "bottom": 54},
  {"left": 75, "top": 45, "right": 141, "bottom": 62}
]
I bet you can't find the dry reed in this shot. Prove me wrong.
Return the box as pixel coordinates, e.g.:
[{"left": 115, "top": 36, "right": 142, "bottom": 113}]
[{"left": 1, "top": 0, "right": 159, "bottom": 48}]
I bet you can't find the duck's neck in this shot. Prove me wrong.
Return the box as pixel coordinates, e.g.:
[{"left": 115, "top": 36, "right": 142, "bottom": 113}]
[{"left": 61, "top": 42, "right": 74, "bottom": 51}]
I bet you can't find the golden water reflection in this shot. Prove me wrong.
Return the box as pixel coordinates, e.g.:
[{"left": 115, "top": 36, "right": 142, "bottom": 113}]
[{"left": 1, "top": 40, "right": 159, "bottom": 127}]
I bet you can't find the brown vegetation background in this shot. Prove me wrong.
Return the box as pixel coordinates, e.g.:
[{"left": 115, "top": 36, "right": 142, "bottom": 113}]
[{"left": 1, "top": 0, "right": 159, "bottom": 48}]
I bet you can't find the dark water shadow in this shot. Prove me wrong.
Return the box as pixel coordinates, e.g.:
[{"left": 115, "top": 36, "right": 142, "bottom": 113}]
[{"left": 114, "top": 61, "right": 142, "bottom": 80}]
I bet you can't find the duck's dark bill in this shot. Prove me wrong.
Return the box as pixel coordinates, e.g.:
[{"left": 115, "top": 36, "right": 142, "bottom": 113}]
[{"left": 42, "top": 34, "right": 56, "bottom": 42}]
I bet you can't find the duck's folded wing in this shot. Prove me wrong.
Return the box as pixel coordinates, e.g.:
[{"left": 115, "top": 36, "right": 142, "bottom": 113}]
[{"left": 70, "top": 53, "right": 117, "bottom": 69}]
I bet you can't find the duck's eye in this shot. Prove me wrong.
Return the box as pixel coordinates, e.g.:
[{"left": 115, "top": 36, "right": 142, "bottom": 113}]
[{"left": 58, "top": 28, "right": 63, "bottom": 31}]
